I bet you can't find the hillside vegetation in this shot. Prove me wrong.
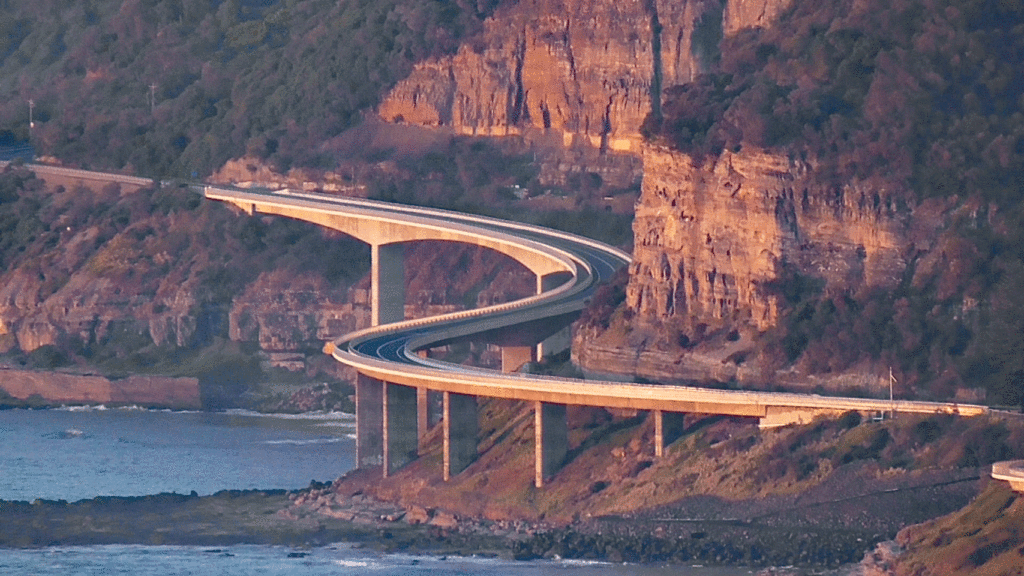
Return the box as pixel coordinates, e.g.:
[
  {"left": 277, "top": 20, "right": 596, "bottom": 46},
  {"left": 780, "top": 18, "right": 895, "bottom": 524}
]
[
  {"left": 0, "top": 0, "right": 502, "bottom": 177},
  {"left": 644, "top": 0, "right": 1024, "bottom": 406},
  {"left": 0, "top": 165, "right": 367, "bottom": 406}
]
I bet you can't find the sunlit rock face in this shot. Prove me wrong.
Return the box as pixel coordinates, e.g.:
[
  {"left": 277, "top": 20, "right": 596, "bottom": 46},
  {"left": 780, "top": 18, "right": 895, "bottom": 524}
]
[
  {"left": 379, "top": 0, "right": 750, "bottom": 154},
  {"left": 574, "top": 144, "right": 912, "bottom": 386},
  {"left": 628, "top": 145, "right": 907, "bottom": 332}
]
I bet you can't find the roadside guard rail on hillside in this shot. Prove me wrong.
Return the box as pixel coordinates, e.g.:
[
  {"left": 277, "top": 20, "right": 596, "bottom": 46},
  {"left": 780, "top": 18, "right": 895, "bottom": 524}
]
[{"left": 0, "top": 161, "right": 155, "bottom": 188}]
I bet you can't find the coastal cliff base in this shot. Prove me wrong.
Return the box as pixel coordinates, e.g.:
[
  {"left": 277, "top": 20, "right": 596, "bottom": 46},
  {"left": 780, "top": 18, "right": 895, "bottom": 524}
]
[
  {"left": 0, "top": 368, "right": 200, "bottom": 410},
  {"left": 3, "top": 410, "right": 1022, "bottom": 573},
  {"left": 313, "top": 403, "right": 1024, "bottom": 569}
]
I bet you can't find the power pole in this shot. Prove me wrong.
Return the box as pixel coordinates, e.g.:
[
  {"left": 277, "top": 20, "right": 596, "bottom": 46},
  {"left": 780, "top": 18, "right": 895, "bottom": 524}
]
[
  {"left": 149, "top": 84, "right": 157, "bottom": 114},
  {"left": 889, "top": 366, "right": 897, "bottom": 419},
  {"left": 28, "top": 99, "right": 34, "bottom": 131}
]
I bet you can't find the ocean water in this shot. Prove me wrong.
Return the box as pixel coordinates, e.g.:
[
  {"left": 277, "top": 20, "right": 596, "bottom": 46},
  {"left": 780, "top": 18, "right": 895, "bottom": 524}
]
[
  {"left": 0, "top": 407, "right": 355, "bottom": 502},
  {"left": 0, "top": 407, "right": 756, "bottom": 575},
  {"left": 0, "top": 545, "right": 755, "bottom": 575}
]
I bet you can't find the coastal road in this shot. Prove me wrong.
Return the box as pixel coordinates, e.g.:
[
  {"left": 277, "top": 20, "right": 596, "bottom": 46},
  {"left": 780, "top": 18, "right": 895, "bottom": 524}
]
[{"left": 199, "top": 186, "right": 990, "bottom": 426}]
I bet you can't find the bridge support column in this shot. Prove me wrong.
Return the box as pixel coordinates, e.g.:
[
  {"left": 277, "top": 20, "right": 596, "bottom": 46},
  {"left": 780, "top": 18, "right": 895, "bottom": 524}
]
[
  {"left": 371, "top": 243, "right": 405, "bottom": 326},
  {"left": 417, "top": 387, "right": 429, "bottom": 446},
  {"left": 383, "top": 382, "right": 418, "bottom": 477},
  {"left": 501, "top": 346, "right": 535, "bottom": 373},
  {"left": 653, "top": 410, "right": 686, "bottom": 457},
  {"left": 443, "top": 392, "right": 479, "bottom": 481},
  {"left": 417, "top": 387, "right": 442, "bottom": 448},
  {"left": 534, "top": 401, "right": 567, "bottom": 487},
  {"left": 535, "top": 272, "right": 573, "bottom": 359},
  {"left": 355, "top": 374, "right": 383, "bottom": 468}
]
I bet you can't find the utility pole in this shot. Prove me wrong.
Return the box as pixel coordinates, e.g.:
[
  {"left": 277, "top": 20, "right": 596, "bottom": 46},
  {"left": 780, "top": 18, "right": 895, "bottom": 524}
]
[
  {"left": 889, "top": 366, "right": 897, "bottom": 420},
  {"left": 149, "top": 84, "right": 157, "bottom": 114},
  {"left": 28, "top": 99, "right": 34, "bottom": 131}
]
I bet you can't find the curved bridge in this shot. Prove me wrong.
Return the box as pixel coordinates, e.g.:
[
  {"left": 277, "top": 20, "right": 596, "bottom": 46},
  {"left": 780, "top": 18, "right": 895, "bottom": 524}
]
[
  {"left": 2, "top": 162, "right": 1003, "bottom": 488},
  {"left": 204, "top": 186, "right": 990, "bottom": 487}
]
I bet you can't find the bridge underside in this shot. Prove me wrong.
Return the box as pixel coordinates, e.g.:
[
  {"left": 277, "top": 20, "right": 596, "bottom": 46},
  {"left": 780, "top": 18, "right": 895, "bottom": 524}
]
[
  {"left": 206, "top": 186, "right": 990, "bottom": 491},
  {"left": 219, "top": 196, "right": 572, "bottom": 279},
  {"left": 353, "top": 373, "right": 858, "bottom": 485}
]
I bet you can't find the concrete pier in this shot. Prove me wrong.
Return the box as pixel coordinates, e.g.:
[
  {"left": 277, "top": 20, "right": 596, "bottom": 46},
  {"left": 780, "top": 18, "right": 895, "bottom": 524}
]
[
  {"left": 371, "top": 243, "right": 405, "bottom": 326},
  {"left": 501, "top": 346, "right": 535, "bottom": 373},
  {"left": 653, "top": 410, "right": 687, "bottom": 457},
  {"left": 443, "top": 392, "right": 479, "bottom": 480},
  {"left": 383, "top": 382, "right": 418, "bottom": 476},
  {"left": 534, "top": 401, "right": 568, "bottom": 487},
  {"left": 536, "top": 272, "right": 573, "bottom": 358},
  {"left": 416, "top": 387, "right": 442, "bottom": 449},
  {"left": 355, "top": 374, "right": 383, "bottom": 468}
]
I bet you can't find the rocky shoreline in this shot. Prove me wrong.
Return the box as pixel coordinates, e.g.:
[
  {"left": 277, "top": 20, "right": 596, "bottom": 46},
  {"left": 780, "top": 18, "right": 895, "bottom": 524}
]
[
  {"left": 4, "top": 405, "right": 1019, "bottom": 574},
  {"left": 0, "top": 467, "right": 1004, "bottom": 574}
]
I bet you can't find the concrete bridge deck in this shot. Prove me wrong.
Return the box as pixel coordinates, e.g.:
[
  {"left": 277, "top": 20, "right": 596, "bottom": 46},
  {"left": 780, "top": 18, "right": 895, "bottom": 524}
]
[{"left": 204, "top": 186, "right": 989, "bottom": 486}]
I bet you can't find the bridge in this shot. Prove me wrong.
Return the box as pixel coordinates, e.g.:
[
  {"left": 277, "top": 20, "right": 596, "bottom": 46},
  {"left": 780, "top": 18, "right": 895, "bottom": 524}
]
[
  {"left": 203, "top": 186, "right": 991, "bottom": 487},
  {"left": 7, "top": 159, "right": 1020, "bottom": 494},
  {"left": 0, "top": 159, "right": 1013, "bottom": 489}
]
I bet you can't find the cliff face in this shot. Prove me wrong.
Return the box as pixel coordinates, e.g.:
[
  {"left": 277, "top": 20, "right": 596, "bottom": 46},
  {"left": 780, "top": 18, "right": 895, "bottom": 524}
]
[
  {"left": 0, "top": 368, "right": 200, "bottom": 409},
  {"left": 2, "top": 273, "right": 215, "bottom": 354},
  {"left": 381, "top": 0, "right": 715, "bottom": 153},
  {"left": 628, "top": 146, "right": 906, "bottom": 331},
  {"left": 379, "top": 0, "right": 792, "bottom": 154},
  {"left": 228, "top": 243, "right": 533, "bottom": 365},
  {"left": 575, "top": 145, "right": 916, "bottom": 386}
]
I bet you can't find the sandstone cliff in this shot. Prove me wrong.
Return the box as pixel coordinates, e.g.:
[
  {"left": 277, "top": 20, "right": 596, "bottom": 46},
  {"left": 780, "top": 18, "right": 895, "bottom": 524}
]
[
  {"left": 379, "top": 0, "right": 792, "bottom": 154},
  {"left": 575, "top": 145, "right": 918, "bottom": 389},
  {"left": 628, "top": 146, "right": 906, "bottom": 331},
  {"left": 0, "top": 167, "right": 531, "bottom": 400},
  {"left": 0, "top": 367, "right": 200, "bottom": 409}
]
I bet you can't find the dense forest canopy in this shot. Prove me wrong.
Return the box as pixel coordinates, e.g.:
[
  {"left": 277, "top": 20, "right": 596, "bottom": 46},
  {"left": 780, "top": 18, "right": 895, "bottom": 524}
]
[
  {"left": 0, "top": 0, "right": 503, "bottom": 177},
  {"left": 647, "top": 0, "right": 1024, "bottom": 205},
  {"left": 645, "top": 0, "right": 1024, "bottom": 405}
]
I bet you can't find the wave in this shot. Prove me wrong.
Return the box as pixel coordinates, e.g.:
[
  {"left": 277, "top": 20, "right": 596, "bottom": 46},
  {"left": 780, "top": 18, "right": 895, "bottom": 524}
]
[
  {"left": 262, "top": 437, "right": 348, "bottom": 446},
  {"left": 559, "top": 558, "right": 614, "bottom": 566},
  {"left": 332, "top": 559, "right": 371, "bottom": 568},
  {"left": 223, "top": 409, "right": 354, "bottom": 421},
  {"left": 52, "top": 405, "right": 203, "bottom": 414},
  {"left": 56, "top": 405, "right": 108, "bottom": 412}
]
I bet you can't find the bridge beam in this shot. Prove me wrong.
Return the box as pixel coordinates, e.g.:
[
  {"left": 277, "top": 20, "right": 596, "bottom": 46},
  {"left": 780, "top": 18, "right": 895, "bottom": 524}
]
[
  {"left": 534, "top": 401, "right": 568, "bottom": 487},
  {"left": 355, "top": 374, "right": 384, "bottom": 468},
  {"left": 371, "top": 243, "right": 405, "bottom": 326},
  {"left": 383, "top": 382, "right": 418, "bottom": 476},
  {"left": 443, "top": 392, "right": 479, "bottom": 480}
]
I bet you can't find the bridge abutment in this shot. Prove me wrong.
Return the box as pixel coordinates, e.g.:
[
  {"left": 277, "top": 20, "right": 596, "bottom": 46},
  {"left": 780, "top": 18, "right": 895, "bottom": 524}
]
[
  {"left": 534, "top": 401, "right": 568, "bottom": 487},
  {"left": 759, "top": 407, "right": 844, "bottom": 428},
  {"left": 443, "top": 392, "right": 479, "bottom": 480}
]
